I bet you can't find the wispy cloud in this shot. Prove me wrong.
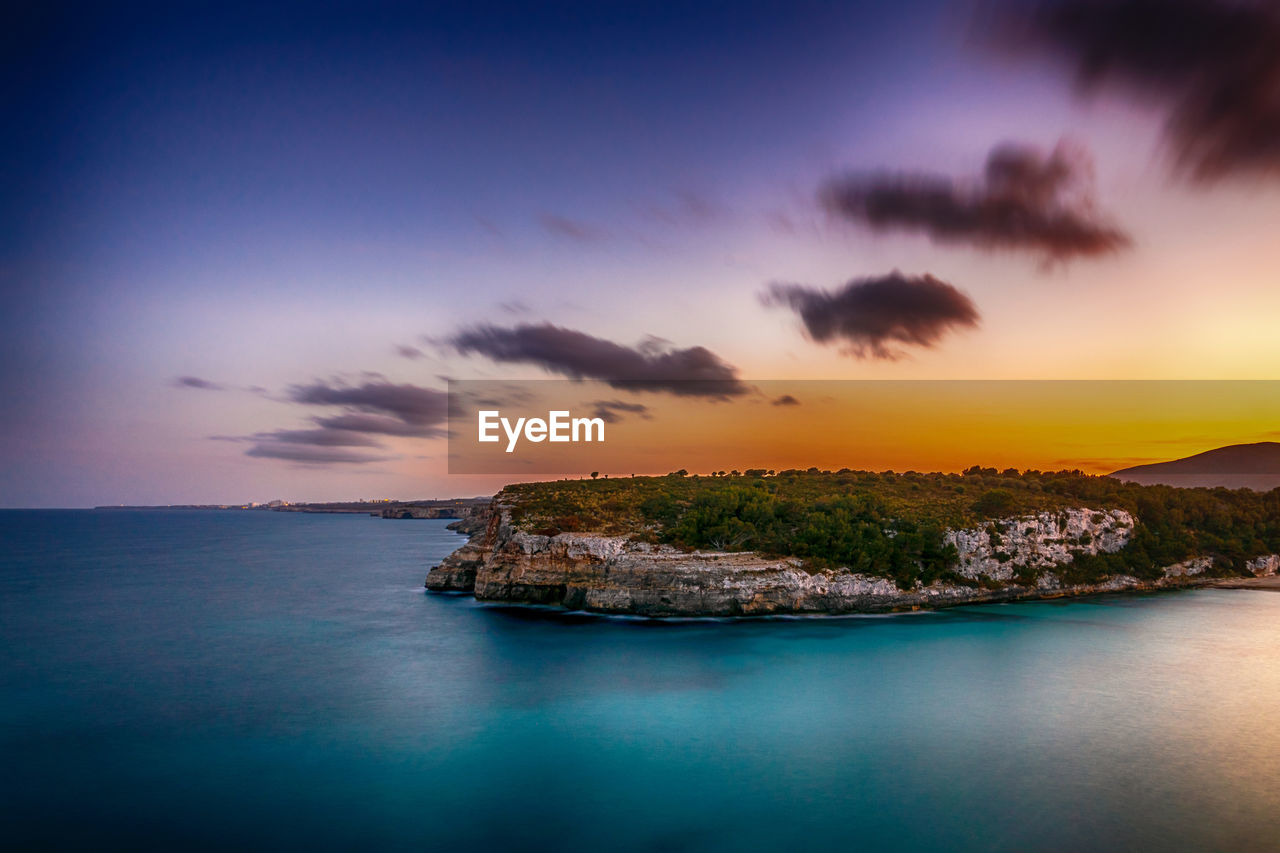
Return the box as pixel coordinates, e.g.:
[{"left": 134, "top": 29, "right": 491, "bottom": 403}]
[
  {"left": 1055, "top": 456, "right": 1167, "bottom": 472},
  {"left": 245, "top": 444, "right": 392, "bottom": 464},
  {"left": 251, "top": 428, "right": 382, "bottom": 448},
  {"left": 641, "top": 190, "right": 723, "bottom": 227},
  {"left": 173, "top": 376, "right": 224, "bottom": 391},
  {"left": 538, "top": 213, "right": 608, "bottom": 243},
  {"left": 239, "top": 379, "right": 448, "bottom": 465},
  {"left": 589, "top": 399, "right": 653, "bottom": 423},
  {"left": 288, "top": 379, "right": 448, "bottom": 438},
  {"left": 239, "top": 426, "right": 390, "bottom": 464}
]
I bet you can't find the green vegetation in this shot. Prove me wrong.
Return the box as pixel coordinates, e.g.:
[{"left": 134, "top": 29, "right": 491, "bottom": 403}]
[{"left": 503, "top": 468, "right": 1280, "bottom": 589}]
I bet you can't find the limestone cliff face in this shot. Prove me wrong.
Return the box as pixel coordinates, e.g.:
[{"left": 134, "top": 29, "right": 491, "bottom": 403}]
[
  {"left": 1245, "top": 554, "right": 1280, "bottom": 577},
  {"left": 444, "top": 500, "right": 492, "bottom": 536},
  {"left": 945, "top": 508, "right": 1134, "bottom": 582},
  {"left": 423, "top": 509, "right": 497, "bottom": 592},
  {"left": 379, "top": 500, "right": 491, "bottom": 523},
  {"left": 425, "top": 503, "right": 1271, "bottom": 617}
]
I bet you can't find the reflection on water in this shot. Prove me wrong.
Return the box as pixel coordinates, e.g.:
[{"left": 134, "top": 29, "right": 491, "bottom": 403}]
[{"left": 2, "top": 510, "right": 1278, "bottom": 851}]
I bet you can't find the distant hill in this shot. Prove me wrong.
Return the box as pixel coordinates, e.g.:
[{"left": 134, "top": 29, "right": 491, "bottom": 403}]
[{"left": 1110, "top": 442, "right": 1280, "bottom": 490}]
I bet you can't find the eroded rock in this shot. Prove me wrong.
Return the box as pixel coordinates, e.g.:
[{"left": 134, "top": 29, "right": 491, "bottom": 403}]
[{"left": 424, "top": 502, "right": 1275, "bottom": 616}]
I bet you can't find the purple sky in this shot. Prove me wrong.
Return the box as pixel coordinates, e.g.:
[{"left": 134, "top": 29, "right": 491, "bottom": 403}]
[{"left": 5, "top": 0, "right": 1280, "bottom": 506}]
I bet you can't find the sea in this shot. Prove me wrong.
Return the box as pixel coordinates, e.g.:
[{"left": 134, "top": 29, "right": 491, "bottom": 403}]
[{"left": 2, "top": 509, "right": 1278, "bottom": 851}]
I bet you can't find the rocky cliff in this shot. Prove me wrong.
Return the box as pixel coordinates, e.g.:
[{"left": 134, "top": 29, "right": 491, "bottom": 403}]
[
  {"left": 379, "top": 499, "right": 491, "bottom": 521},
  {"left": 945, "top": 508, "right": 1134, "bottom": 583},
  {"left": 443, "top": 500, "right": 493, "bottom": 536},
  {"left": 426, "top": 502, "right": 1277, "bottom": 617}
]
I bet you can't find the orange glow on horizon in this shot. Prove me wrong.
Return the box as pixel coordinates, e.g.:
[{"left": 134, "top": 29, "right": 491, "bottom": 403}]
[{"left": 447, "top": 380, "right": 1280, "bottom": 477}]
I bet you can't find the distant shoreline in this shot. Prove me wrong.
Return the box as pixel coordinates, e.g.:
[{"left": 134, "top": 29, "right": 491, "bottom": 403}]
[{"left": 92, "top": 497, "right": 490, "bottom": 517}]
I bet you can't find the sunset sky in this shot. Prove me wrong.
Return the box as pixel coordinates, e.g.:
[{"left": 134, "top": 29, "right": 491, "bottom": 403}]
[{"left": 5, "top": 0, "right": 1280, "bottom": 506}]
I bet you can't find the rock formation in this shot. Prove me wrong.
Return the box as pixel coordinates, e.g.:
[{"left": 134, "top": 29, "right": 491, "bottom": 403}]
[{"left": 426, "top": 501, "right": 1276, "bottom": 617}]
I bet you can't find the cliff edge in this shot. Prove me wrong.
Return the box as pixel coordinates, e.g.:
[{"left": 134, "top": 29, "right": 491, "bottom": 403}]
[{"left": 427, "top": 500, "right": 1277, "bottom": 617}]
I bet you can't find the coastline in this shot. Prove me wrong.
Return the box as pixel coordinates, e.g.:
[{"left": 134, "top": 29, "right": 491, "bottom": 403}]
[
  {"left": 1212, "top": 576, "right": 1280, "bottom": 591},
  {"left": 426, "top": 501, "right": 1275, "bottom": 618}
]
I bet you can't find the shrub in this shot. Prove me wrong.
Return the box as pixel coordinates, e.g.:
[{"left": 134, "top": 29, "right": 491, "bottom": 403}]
[{"left": 973, "top": 489, "right": 1017, "bottom": 518}]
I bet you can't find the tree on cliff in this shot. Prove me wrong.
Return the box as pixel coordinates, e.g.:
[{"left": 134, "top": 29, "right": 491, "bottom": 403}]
[{"left": 973, "top": 489, "right": 1016, "bottom": 518}]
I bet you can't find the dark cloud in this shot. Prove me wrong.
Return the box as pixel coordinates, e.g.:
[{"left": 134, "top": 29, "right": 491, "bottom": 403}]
[
  {"left": 394, "top": 344, "right": 424, "bottom": 360},
  {"left": 539, "top": 213, "right": 607, "bottom": 242},
  {"left": 589, "top": 399, "right": 653, "bottom": 423},
  {"left": 242, "top": 379, "right": 446, "bottom": 465},
  {"left": 763, "top": 272, "right": 981, "bottom": 360},
  {"left": 820, "top": 141, "right": 1131, "bottom": 263},
  {"left": 288, "top": 380, "right": 448, "bottom": 437},
  {"left": 173, "top": 376, "right": 223, "bottom": 390},
  {"left": 1001, "top": 0, "right": 1280, "bottom": 183},
  {"left": 243, "top": 427, "right": 388, "bottom": 464},
  {"left": 771, "top": 394, "right": 801, "bottom": 406},
  {"left": 448, "top": 323, "right": 749, "bottom": 398}
]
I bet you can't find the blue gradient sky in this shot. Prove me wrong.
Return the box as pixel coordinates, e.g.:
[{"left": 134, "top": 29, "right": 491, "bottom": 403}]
[{"left": 4, "top": 1, "right": 1279, "bottom": 506}]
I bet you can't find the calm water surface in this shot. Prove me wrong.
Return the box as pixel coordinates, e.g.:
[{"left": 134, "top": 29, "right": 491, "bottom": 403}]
[{"left": 2, "top": 509, "right": 1278, "bottom": 851}]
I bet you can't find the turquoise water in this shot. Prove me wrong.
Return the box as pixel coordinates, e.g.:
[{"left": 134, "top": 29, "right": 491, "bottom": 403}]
[{"left": 2, "top": 510, "right": 1279, "bottom": 851}]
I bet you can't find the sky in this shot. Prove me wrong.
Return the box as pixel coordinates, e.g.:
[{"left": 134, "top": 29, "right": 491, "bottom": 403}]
[{"left": 4, "top": 0, "right": 1280, "bottom": 507}]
